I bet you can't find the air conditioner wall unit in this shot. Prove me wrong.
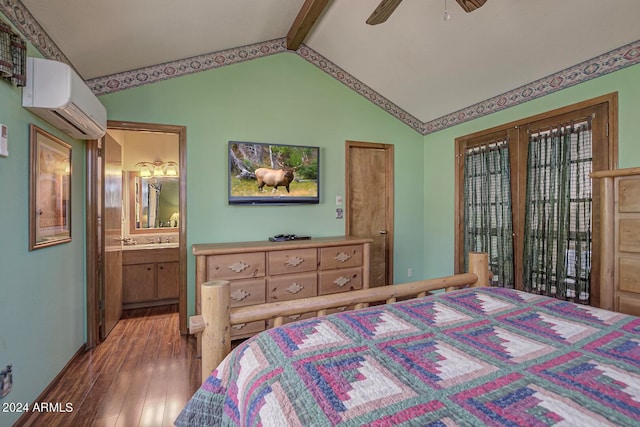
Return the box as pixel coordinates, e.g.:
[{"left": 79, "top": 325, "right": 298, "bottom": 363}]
[{"left": 22, "top": 57, "right": 107, "bottom": 140}]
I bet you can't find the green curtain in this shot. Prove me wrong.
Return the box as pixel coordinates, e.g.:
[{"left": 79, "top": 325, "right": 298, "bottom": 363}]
[
  {"left": 523, "top": 120, "right": 592, "bottom": 302},
  {"left": 463, "top": 140, "right": 514, "bottom": 288}
]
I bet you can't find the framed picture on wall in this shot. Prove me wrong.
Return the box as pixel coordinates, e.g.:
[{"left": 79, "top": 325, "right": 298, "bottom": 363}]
[{"left": 29, "top": 124, "right": 72, "bottom": 250}]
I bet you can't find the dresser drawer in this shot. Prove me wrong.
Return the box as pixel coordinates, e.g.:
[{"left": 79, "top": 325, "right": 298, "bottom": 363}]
[
  {"left": 268, "top": 272, "right": 317, "bottom": 302},
  {"left": 319, "top": 245, "right": 363, "bottom": 270},
  {"left": 231, "top": 320, "right": 265, "bottom": 338},
  {"left": 230, "top": 278, "right": 266, "bottom": 307},
  {"left": 268, "top": 248, "right": 318, "bottom": 276},
  {"left": 319, "top": 267, "right": 363, "bottom": 295},
  {"left": 207, "top": 252, "right": 265, "bottom": 280}
]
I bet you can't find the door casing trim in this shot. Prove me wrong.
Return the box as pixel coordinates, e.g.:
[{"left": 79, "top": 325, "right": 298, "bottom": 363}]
[{"left": 86, "top": 121, "right": 188, "bottom": 348}]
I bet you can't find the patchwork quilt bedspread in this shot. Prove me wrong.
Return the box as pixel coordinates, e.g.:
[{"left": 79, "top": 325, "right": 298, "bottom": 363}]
[{"left": 176, "top": 287, "right": 640, "bottom": 426}]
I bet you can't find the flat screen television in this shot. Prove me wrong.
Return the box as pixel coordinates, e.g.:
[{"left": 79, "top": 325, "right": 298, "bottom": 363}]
[{"left": 228, "top": 141, "right": 320, "bottom": 205}]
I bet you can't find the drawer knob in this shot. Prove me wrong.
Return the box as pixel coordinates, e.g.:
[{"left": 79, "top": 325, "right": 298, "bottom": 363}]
[
  {"left": 285, "top": 256, "right": 304, "bottom": 267},
  {"left": 289, "top": 314, "right": 301, "bottom": 320},
  {"left": 232, "top": 323, "right": 246, "bottom": 330},
  {"left": 334, "top": 252, "right": 352, "bottom": 263},
  {"left": 228, "top": 261, "right": 250, "bottom": 273},
  {"left": 231, "top": 289, "right": 250, "bottom": 302},
  {"left": 334, "top": 276, "right": 351, "bottom": 287},
  {"left": 286, "top": 283, "right": 304, "bottom": 294}
]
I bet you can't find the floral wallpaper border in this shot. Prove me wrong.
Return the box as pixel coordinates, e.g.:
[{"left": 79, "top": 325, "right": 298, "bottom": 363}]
[{"left": 87, "top": 39, "right": 288, "bottom": 96}]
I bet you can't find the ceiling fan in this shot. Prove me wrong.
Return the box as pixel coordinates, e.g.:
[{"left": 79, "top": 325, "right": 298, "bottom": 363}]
[{"left": 366, "top": 0, "right": 487, "bottom": 25}]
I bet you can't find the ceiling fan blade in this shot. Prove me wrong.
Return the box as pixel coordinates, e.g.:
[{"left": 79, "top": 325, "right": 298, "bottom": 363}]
[
  {"left": 455, "top": 0, "right": 487, "bottom": 13},
  {"left": 366, "top": 0, "right": 403, "bottom": 25}
]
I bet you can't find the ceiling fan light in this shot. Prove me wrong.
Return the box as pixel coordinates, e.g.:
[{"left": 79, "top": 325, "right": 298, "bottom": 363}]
[{"left": 443, "top": 0, "right": 452, "bottom": 21}]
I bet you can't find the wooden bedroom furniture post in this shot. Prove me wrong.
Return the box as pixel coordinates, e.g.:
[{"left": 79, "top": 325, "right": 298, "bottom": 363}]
[
  {"left": 600, "top": 176, "right": 615, "bottom": 311},
  {"left": 468, "top": 252, "right": 489, "bottom": 287},
  {"left": 200, "top": 280, "right": 231, "bottom": 384},
  {"left": 195, "top": 255, "right": 207, "bottom": 356}
]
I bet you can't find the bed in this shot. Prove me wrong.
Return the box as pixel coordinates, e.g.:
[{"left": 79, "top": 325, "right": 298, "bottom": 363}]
[{"left": 176, "top": 252, "right": 640, "bottom": 426}]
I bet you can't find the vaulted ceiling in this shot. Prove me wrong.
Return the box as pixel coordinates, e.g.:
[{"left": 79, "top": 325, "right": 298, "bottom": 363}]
[{"left": 4, "top": 0, "right": 640, "bottom": 134}]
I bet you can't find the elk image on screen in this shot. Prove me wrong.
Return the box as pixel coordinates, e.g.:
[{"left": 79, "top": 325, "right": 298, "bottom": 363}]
[{"left": 228, "top": 141, "right": 320, "bottom": 205}]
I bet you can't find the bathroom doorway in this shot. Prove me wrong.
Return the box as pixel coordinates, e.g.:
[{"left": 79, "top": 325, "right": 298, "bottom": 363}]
[{"left": 86, "top": 121, "right": 187, "bottom": 347}]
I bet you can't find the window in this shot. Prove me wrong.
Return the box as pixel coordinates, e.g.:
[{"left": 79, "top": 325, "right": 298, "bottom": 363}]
[{"left": 455, "top": 94, "right": 617, "bottom": 306}]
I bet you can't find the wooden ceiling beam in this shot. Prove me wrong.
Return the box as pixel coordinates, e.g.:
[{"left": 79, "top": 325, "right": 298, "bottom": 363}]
[{"left": 286, "top": 0, "right": 331, "bottom": 51}]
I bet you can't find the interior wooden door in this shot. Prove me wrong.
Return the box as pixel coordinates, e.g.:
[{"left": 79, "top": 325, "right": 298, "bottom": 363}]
[
  {"left": 102, "top": 133, "right": 123, "bottom": 338},
  {"left": 345, "top": 141, "right": 394, "bottom": 287}
]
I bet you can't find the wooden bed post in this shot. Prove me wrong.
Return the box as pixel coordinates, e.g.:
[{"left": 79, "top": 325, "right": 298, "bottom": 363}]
[
  {"left": 599, "top": 176, "right": 615, "bottom": 311},
  {"left": 468, "top": 252, "right": 489, "bottom": 287},
  {"left": 200, "top": 280, "right": 231, "bottom": 384}
]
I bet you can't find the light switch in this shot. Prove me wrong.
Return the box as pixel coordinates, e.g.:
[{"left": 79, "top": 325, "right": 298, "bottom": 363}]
[{"left": 0, "top": 124, "right": 7, "bottom": 157}]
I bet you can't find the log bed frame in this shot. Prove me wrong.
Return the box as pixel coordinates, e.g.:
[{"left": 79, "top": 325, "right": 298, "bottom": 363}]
[{"left": 190, "top": 252, "right": 490, "bottom": 383}]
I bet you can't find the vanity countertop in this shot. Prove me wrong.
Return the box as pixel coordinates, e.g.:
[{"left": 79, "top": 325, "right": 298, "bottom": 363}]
[{"left": 122, "top": 243, "right": 179, "bottom": 250}]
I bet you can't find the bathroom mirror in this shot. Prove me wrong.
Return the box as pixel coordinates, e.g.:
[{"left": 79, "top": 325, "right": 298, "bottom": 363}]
[{"left": 129, "top": 172, "right": 179, "bottom": 232}]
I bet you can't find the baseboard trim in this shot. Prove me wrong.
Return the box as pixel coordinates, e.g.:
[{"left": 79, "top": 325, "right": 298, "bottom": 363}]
[
  {"left": 13, "top": 343, "right": 86, "bottom": 427},
  {"left": 123, "top": 299, "right": 179, "bottom": 310}
]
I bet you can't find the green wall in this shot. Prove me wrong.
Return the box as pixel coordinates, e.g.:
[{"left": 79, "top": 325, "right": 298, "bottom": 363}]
[
  {"left": 100, "top": 53, "right": 426, "bottom": 317},
  {"left": 0, "top": 29, "right": 86, "bottom": 427},
  {"left": 422, "top": 62, "right": 640, "bottom": 278}
]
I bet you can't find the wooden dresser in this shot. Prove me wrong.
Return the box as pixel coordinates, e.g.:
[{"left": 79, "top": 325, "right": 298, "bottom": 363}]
[
  {"left": 592, "top": 167, "right": 640, "bottom": 316},
  {"left": 192, "top": 236, "right": 372, "bottom": 339}
]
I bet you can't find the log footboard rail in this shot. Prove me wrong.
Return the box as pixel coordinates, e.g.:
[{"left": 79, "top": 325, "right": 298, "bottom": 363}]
[{"left": 191, "top": 252, "right": 489, "bottom": 383}]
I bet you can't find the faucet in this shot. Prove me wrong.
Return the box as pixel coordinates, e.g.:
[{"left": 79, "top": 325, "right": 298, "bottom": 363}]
[{"left": 117, "top": 237, "right": 137, "bottom": 245}]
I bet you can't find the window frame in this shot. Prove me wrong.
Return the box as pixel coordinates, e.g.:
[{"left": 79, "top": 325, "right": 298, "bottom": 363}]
[{"left": 454, "top": 93, "right": 618, "bottom": 307}]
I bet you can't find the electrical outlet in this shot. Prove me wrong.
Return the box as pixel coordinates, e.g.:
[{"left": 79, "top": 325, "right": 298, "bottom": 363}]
[{"left": 407, "top": 268, "right": 413, "bottom": 277}]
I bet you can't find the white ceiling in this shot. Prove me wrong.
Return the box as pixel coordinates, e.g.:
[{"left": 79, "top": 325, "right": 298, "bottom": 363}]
[{"left": 17, "top": 0, "right": 640, "bottom": 126}]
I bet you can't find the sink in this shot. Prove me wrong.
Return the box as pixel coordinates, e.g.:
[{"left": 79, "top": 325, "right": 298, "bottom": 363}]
[{"left": 122, "top": 242, "right": 179, "bottom": 250}]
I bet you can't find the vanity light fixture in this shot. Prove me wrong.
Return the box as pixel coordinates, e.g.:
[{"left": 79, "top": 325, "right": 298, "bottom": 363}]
[
  {"left": 135, "top": 160, "right": 178, "bottom": 177},
  {"left": 165, "top": 162, "right": 178, "bottom": 176},
  {"left": 153, "top": 163, "right": 163, "bottom": 177},
  {"left": 139, "top": 163, "right": 152, "bottom": 177}
]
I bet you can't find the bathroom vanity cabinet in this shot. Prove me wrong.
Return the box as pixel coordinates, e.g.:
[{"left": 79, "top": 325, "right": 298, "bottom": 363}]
[{"left": 122, "top": 247, "right": 180, "bottom": 308}]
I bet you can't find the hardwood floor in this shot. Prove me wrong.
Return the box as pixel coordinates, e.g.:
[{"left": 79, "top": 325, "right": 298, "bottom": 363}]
[{"left": 20, "top": 305, "right": 200, "bottom": 427}]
